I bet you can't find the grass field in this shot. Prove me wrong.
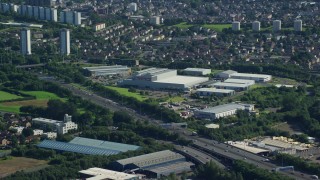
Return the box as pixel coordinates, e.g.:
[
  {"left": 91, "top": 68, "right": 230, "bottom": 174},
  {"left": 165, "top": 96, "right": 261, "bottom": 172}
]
[
  {"left": 105, "top": 86, "right": 147, "bottom": 101},
  {"left": 0, "top": 157, "right": 48, "bottom": 178},
  {"left": 202, "top": 24, "right": 232, "bottom": 32},
  {"left": 166, "top": 96, "right": 185, "bottom": 103},
  {"left": 0, "top": 91, "right": 62, "bottom": 113},
  {"left": 0, "top": 91, "right": 22, "bottom": 101},
  {"left": 173, "top": 22, "right": 193, "bottom": 29}
]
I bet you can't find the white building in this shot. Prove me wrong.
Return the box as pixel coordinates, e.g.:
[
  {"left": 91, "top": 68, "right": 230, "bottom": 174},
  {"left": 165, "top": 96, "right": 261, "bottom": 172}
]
[
  {"left": 60, "top": 28, "right": 70, "bottom": 56},
  {"left": 33, "top": 129, "right": 44, "bottom": 136},
  {"left": 42, "top": 132, "right": 57, "bottom": 139},
  {"left": 224, "top": 78, "right": 255, "bottom": 86},
  {"left": 294, "top": 19, "right": 302, "bottom": 32},
  {"left": 273, "top": 20, "right": 281, "bottom": 32},
  {"left": 196, "top": 88, "right": 235, "bottom": 97},
  {"left": 150, "top": 16, "right": 160, "bottom": 25},
  {"left": 194, "top": 103, "right": 254, "bottom": 120},
  {"left": 252, "top": 21, "right": 260, "bottom": 31},
  {"left": 212, "top": 82, "right": 251, "bottom": 91},
  {"left": 20, "top": 28, "right": 32, "bottom": 55},
  {"left": 232, "top": 21, "right": 240, "bottom": 31},
  {"left": 32, "top": 114, "right": 78, "bottom": 134},
  {"left": 83, "top": 65, "right": 131, "bottom": 76},
  {"left": 12, "top": 126, "right": 25, "bottom": 134},
  {"left": 183, "top": 68, "right": 211, "bottom": 76},
  {"left": 60, "top": 10, "right": 81, "bottom": 26},
  {"left": 120, "top": 68, "right": 208, "bottom": 91},
  {"left": 128, "top": 3, "right": 137, "bottom": 12},
  {"left": 79, "top": 167, "right": 140, "bottom": 180},
  {"left": 217, "top": 70, "right": 272, "bottom": 82},
  {"left": 93, "top": 23, "right": 106, "bottom": 31}
]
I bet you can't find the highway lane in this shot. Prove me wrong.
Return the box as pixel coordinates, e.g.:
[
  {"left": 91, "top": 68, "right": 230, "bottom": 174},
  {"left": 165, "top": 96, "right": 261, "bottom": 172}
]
[{"left": 40, "top": 77, "right": 313, "bottom": 180}]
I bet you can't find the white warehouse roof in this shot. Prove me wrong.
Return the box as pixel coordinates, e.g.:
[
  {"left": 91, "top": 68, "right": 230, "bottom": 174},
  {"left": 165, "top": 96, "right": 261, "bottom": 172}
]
[
  {"left": 213, "top": 82, "right": 250, "bottom": 88},
  {"left": 224, "top": 78, "right": 255, "bottom": 85},
  {"left": 79, "top": 167, "right": 139, "bottom": 180},
  {"left": 199, "top": 103, "right": 253, "bottom": 114},
  {"left": 155, "top": 76, "right": 208, "bottom": 86},
  {"left": 232, "top": 73, "right": 271, "bottom": 79},
  {"left": 196, "top": 88, "right": 234, "bottom": 93}
]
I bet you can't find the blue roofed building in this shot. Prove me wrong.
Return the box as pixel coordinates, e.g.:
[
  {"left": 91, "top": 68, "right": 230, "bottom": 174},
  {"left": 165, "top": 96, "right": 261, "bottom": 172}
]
[{"left": 37, "top": 137, "right": 140, "bottom": 155}]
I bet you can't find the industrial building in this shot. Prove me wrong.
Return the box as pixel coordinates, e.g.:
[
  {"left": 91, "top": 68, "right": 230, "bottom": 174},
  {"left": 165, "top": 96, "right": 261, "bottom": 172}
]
[
  {"left": 224, "top": 78, "right": 255, "bottom": 86},
  {"left": 32, "top": 114, "right": 77, "bottom": 134},
  {"left": 112, "top": 150, "right": 194, "bottom": 178},
  {"left": 183, "top": 68, "right": 211, "bottom": 76},
  {"left": 20, "top": 28, "right": 32, "bottom": 55},
  {"left": 232, "top": 21, "right": 240, "bottom": 31},
  {"left": 60, "top": 10, "right": 81, "bottom": 26},
  {"left": 217, "top": 70, "right": 272, "bottom": 82},
  {"left": 79, "top": 168, "right": 141, "bottom": 180},
  {"left": 196, "top": 88, "right": 235, "bottom": 97},
  {"left": 252, "top": 21, "right": 260, "bottom": 31},
  {"left": 37, "top": 137, "right": 140, "bottom": 155},
  {"left": 194, "top": 103, "right": 254, "bottom": 120},
  {"left": 60, "top": 29, "right": 70, "bottom": 56},
  {"left": 120, "top": 68, "right": 208, "bottom": 91},
  {"left": 212, "top": 82, "right": 251, "bottom": 91},
  {"left": 294, "top": 19, "right": 302, "bottom": 32},
  {"left": 83, "top": 65, "right": 131, "bottom": 76},
  {"left": 273, "top": 20, "right": 281, "bottom": 31}
]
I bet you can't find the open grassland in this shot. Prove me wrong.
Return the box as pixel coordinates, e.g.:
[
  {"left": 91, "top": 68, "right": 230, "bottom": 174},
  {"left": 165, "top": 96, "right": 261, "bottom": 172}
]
[
  {"left": 106, "top": 86, "right": 147, "bottom": 101},
  {"left": 166, "top": 96, "right": 185, "bottom": 103},
  {"left": 173, "top": 22, "right": 193, "bottom": 29},
  {"left": 0, "top": 157, "right": 48, "bottom": 178},
  {"left": 20, "top": 91, "right": 61, "bottom": 99},
  {"left": 0, "top": 91, "right": 63, "bottom": 113},
  {"left": 202, "top": 24, "right": 232, "bottom": 32},
  {"left": 0, "top": 91, "right": 22, "bottom": 101}
]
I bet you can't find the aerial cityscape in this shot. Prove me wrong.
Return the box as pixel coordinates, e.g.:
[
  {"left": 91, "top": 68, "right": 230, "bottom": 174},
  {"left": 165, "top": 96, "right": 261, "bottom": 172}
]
[{"left": 0, "top": 0, "right": 319, "bottom": 179}]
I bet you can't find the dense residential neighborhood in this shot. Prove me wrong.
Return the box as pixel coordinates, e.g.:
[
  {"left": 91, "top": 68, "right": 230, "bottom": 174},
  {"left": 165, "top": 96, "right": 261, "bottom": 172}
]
[{"left": 0, "top": 0, "right": 320, "bottom": 179}]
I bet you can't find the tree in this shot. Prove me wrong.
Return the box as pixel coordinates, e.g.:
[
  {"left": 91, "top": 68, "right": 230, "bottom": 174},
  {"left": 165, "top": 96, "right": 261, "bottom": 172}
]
[{"left": 22, "top": 128, "right": 34, "bottom": 137}]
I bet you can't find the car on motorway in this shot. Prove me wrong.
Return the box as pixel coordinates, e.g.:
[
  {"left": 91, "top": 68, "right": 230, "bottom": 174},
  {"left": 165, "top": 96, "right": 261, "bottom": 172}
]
[{"left": 262, "top": 158, "right": 270, "bottom": 162}]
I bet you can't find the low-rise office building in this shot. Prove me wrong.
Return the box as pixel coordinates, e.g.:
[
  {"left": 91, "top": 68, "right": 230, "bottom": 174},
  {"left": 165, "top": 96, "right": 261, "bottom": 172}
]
[
  {"left": 194, "top": 103, "right": 254, "bottom": 120},
  {"left": 212, "top": 82, "right": 251, "bottom": 91},
  {"left": 196, "top": 88, "right": 235, "bottom": 97},
  {"left": 32, "top": 114, "right": 77, "bottom": 134}
]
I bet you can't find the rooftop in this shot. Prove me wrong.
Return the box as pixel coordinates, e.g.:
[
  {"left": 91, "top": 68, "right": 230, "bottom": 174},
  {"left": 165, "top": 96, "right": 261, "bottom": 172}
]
[
  {"left": 220, "top": 70, "right": 237, "bottom": 75},
  {"left": 232, "top": 73, "right": 271, "bottom": 79},
  {"left": 32, "top": 117, "right": 61, "bottom": 124},
  {"left": 198, "top": 103, "right": 251, "bottom": 114},
  {"left": 154, "top": 75, "right": 208, "bottom": 85},
  {"left": 145, "top": 161, "right": 194, "bottom": 175},
  {"left": 196, "top": 88, "right": 234, "bottom": 93},
  {"left": 184, "top": 68, "right": 211, "bottom": 71},
  {"left": 79, "top": 167, "right": 138, "bottom": 180},
  {"left": 213, "top": 82, "right": 249, "bottom": 88},
  {"left": 83, "top": 65, "right": 128, "bottom": 71},
  {"left": 69, "top": 137, "right": 140, "bottom": 152},
  {"left": 116, "top": 150, "right": 184, "bottom": 167},
  {"left": 224, "top": 78, "right": 255, "bottom": 84},
  {"left": 37, "top": 140, "right": 120, "bottom": 156}
]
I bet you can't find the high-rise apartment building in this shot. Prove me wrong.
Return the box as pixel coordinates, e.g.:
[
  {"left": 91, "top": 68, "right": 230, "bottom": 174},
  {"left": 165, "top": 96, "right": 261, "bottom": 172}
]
[
  {"left": 21, "top": 28, "right": 32, "bottom": 55},
  {"left": 60, "top": 29, "right": 70, "bottom": 56}
]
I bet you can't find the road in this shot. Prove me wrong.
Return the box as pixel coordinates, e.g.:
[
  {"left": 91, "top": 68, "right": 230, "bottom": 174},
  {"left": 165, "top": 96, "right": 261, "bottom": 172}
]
[{"left": 40, "top": 77, "right": 313, "bottom": 180}]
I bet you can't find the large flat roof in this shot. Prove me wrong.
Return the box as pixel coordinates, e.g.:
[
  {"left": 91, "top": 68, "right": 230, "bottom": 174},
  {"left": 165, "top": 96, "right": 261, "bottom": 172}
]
[
  {"left": 37, "top": 140, "right": 120, "bottom": 156},
  {"left": 69, "top": 137, "right": 140, "bottom": 152},
  {"left": 196, "top": 88, "right": 234, "bottom": 93},
  {"left": 84, "top": 65, "right": 127, "bottom": 70},
  {"left": 224, "top": 78, "right": 255, "bottom": 84},
  {"left": 116, "top": 150, "right": 184, "bottom": 168},
  {"left": 145, "top": 161, "right": 194, "bottom": 175},
  {"left": 155, "top": 75, "right": 208, "bottom": 85},
  {"left": 198, "top": 103, "right": 248, "bottom": 114},
  {"left": 213, "top": 82, "right": 249, "bottom": 88},
  {"left": 184, "top": 68, "right": 211, "bottom": 71},
  {"left": 231, "top": 73, "right": 271, "bottom": 79},
  {"left": 79, "top": 167, "right": 138, "bottom": 180}
]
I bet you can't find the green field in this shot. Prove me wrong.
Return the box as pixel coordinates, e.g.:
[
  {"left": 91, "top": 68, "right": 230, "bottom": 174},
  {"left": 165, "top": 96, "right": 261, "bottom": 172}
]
[
  {"left": 20, "top": 91, "right": 61, "bottom": 100},
  {"left": 173, "top": 22, "right": 193, "bottom": 29},
  {"left": 0, "top": 91, "right": 22, "bottom": 101},
  {"left": 0, "top": 91, "right": 62, "bottom": 113},
  {"left": 105, "top": 86, "right": 147, "bottom": 101},
  {"left": 202, "top": 24, "right": 232, "bottom": 32},
  {"left": 166, "top": 96, "right": 185, "bottom": 103}
]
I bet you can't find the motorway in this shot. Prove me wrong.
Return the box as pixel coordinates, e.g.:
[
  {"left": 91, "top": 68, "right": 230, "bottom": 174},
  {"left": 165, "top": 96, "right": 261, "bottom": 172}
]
[{"left": 41, "top": 77, "right": 313, "bottom": 180}]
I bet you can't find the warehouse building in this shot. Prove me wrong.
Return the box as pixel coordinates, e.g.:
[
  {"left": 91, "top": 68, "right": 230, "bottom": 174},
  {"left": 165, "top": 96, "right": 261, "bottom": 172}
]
[
  {"left": 183, "top": 68, "right": 211, "bottom": 76},
  {"left": 196, "top": 88, "right": 235, "bottom": 97},
  {"left": 194, "top": 103, "right": 254, "bottom": 120},
  {"left": 83, "top": 65, "right": 131, "bottom": 76},
  {"left": 79, "top": 168, "right": 141, "bottom": 180},
  {"left": 112, "top": 150, "right": 194, "bottom": 178},
  {"left": 37, "top": 137, "right": 140, "bottom": 155},
  {"left": 223, "top": 78, "right": 255, "bottom": 86},
  {"left": 119, "top": 68, "right": 208, "bottom": 91},
  {"left": 217, "top": 70, "right": 272, "bottom": 82},
  {"left": 212, "top": 82, "right": 251, "bottom": 91},
  {"left": 32, "top": 114, "right": 77, "bottom": 134}
]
